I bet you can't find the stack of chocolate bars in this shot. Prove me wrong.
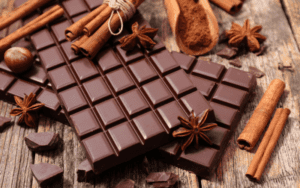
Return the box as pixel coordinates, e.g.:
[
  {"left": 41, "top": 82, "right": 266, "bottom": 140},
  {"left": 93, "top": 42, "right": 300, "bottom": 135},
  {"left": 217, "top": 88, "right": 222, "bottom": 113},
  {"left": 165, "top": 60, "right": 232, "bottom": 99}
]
[{"left": 0, "top": 0, "right": 256, "bottom": 179}]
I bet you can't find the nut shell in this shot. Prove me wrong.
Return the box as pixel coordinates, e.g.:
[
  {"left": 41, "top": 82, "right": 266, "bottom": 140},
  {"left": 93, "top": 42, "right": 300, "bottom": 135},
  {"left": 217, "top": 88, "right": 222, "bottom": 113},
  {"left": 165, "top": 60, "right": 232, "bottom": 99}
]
[{"left": 4, "top": 47, "right": 34, "bottom": 74}]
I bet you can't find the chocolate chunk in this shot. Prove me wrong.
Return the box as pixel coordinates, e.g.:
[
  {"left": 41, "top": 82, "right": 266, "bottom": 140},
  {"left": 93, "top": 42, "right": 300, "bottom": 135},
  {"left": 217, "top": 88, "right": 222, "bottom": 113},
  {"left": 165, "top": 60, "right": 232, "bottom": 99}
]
[
  {"left": 146, "top": 172, "right": 179, "bottom": 188},
  {"left": 278, "top": 63, "right": 294, "bottom": 72},
  {"left": 114, "top": 179, "right": 135, "bottom": 188},
  {"left": 30, "top": 163, "right": 63, "bottom": 187},
  {"left": 229, "top": 58, "right": 242, "bottom": 68},
  {"left": 77, "top": 159, "right": 94, "bottom": 182},
  {"left": 218, "top": 30, "right": 228, "bottom": 43},
  {"left": 0, "top": 116, "right": 12, "bottom": 131},
  {"left": 249, "top": 66, "right": 265, "bottom": 78},
  {"left": 216, "top": 46, "right": 238, "bottom": 59},
  {"left": 25, "top": 132, "right": 60, "bottom": 151},
  {"left": 255, "top": 45, "right": 266, "bottom": 56}
]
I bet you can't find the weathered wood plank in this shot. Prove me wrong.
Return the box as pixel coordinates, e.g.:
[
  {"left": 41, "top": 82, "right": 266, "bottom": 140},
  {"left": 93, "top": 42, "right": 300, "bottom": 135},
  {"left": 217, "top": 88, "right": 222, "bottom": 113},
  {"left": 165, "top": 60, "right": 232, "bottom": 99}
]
[{"left": 282, "top": 0, "right": 300, "bottom": 50}]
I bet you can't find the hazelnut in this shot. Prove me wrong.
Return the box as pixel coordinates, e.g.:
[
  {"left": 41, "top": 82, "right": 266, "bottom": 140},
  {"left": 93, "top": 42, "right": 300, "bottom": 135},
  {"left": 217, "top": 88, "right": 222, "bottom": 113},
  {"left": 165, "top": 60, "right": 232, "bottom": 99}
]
[{"left": 4, "top": 47, "right": 34, "bottom": 74}]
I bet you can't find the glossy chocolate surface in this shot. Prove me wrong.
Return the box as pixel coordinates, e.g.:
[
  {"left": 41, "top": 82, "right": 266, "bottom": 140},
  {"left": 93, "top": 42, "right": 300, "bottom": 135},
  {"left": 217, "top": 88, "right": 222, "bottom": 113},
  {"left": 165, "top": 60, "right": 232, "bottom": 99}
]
[
  {"left": 24, "top": 4, "right": 213, "bottom": 175},
  {"left": 152, "top": 52, "right": 256, "bottom": 179}
]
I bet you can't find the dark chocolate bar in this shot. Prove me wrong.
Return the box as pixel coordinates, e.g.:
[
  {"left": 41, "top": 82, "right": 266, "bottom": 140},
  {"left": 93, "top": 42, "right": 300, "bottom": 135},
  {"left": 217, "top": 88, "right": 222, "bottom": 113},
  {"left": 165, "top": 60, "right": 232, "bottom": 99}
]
[
  {"left": 152, "top": 52, "right": 256, "bottom": 179},
  {"left": 0, "top": 27, "right": 67, "bottom": 124},
  {"left": 24, "top": 2, "right": 214, "bottom": 174}
]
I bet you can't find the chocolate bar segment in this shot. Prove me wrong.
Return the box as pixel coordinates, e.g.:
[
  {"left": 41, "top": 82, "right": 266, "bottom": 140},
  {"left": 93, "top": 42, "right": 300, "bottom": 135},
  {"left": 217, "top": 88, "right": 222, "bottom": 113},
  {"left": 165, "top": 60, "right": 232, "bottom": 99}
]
[
  {"left": 152, "top": 52, "right": 256, "bottom": 178},
  {"left": 28, "top": 4, "right": 213, "bottom": 174}
]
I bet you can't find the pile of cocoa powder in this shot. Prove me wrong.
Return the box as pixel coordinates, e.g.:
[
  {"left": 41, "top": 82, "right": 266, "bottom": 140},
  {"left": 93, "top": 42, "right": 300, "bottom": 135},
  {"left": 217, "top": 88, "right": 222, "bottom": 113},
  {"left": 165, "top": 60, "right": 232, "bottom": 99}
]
[{"left": 177, "top": 0, "right": 212, "bottom": 51}]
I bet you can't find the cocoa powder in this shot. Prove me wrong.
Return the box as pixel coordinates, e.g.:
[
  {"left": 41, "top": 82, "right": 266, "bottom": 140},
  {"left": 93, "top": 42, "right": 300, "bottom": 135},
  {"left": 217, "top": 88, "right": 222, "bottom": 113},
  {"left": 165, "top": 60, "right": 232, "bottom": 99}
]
[{"left": 177, "top": 0, "right": 212, "bottom": 51}]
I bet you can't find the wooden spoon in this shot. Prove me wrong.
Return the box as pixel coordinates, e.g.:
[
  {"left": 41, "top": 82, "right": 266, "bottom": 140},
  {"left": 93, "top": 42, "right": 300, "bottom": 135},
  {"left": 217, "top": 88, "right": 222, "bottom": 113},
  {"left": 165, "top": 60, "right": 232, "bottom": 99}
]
[{"left": 164, "top": 0, "right": 219, "bottom": 56}]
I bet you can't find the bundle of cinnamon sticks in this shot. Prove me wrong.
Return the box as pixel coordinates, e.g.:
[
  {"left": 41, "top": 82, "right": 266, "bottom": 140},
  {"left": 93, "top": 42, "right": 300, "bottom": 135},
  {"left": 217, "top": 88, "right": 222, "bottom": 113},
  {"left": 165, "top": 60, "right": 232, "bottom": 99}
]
[
  {"left": 0, "top": 2, "right": 64, "bottom": 53},
  {"left": 237, "top": 79, "right": 290, "bottom": 181},
  {"left": 67, "top": 0, "right": 144, "bottom": 59}
]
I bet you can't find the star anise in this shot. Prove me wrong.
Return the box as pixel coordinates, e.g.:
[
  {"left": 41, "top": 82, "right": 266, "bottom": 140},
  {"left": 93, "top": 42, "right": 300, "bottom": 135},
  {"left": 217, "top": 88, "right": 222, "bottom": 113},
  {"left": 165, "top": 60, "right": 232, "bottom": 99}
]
[
  {"left": 226, "top": 19, "right": 267, "bottom": 52},
  {"left": 119, "top": 22, "right": 158, "bottom": 51},
  {"left": 10, "top": 93, "right": 44, "bottom": 127},
  {"left": 173, "top": 109, "right": 217, "bottom": 152}
]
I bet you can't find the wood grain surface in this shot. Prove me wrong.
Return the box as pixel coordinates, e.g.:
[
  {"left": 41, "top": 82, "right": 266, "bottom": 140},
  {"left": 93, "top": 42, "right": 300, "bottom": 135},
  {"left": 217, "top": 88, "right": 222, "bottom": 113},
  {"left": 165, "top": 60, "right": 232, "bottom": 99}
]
[{"left": 0, "top": 0, "right": 299, "bottom": 187}]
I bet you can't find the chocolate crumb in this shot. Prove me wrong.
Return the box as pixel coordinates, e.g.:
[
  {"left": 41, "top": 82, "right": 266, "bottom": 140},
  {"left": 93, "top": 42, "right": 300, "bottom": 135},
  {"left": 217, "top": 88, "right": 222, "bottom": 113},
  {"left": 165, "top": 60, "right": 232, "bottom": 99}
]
[
  {"left": 146, "top": 172, "right": 179, "bottom": 188},
  {"left": 114, "top": 179, "right": 135, "bottom": 188},
  {"left": 249, "top": 66, "right": 265, "bottom": 78},
  {"left": 278, "top": 63, "right": 294, "bottom": 72},
  {"left": 218, "top": 31, "right": 228, "bottom": 43},
  {"left": 0, "top": 116, "right": 12, "bottom": 131},
  {"left": 25, "top": 132, "right": 60, "bottom": 152},
  {"left": 255, "top": 45, "right": 266, "bottom": 56},
  {"left": 77, "top": 159, "right": 94, "bottom": 182},
  {"left": 229, "top": 58, "right": 242, "bottom": 68},
  {"left": 216, "top": 46, "right": 238, "bottom": 59}
]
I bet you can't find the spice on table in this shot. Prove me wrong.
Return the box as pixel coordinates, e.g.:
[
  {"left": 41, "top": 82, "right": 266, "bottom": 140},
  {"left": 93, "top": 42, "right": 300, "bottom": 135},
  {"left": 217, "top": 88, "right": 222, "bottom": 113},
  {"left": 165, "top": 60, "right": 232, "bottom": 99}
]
[
  {"left": 173, "top": 109, "right": 217, "bottom": 152},
  {"left": 237, "top": 79, "right": 285, "bottom": 151},
  {"left": 226, "top": 19, "right": 267, "bottom": 52},
  {"left": 0, "top": 116, "right": 12, "bottom": 131},
  {"left": 115, "top": 179, "right": 135, "bottom": 188},
  {"left": 10, "top": 93, "right": 44, "bottom": 127},
  {"left": 255, "top": 45, "right": 267, "bottom": 56},
  {"left": 146, "top": 172, "right": 179, "bottom": 188},
  {"left": 229, "top": 57, "right": 242, "bottom": 67},
  {"left": 210, "top": 0, "right": 243, "bottom": 15},
  {"left": 119, "top": 22, "right": 158, "bottom": 51},
  {"left": 0, "top": 0, "right": 51, "bottom": 31},
  {"left": 216, "top": 46, "right": 238, "bottom": 59},
  {"left": 249, "top": 66, "right": 265, "bottom": 78},
  {"left": 278, "top": 63, "right": 294, "bottom": 72},
  {"left": 25, "top": 132, "right": 60, "bottom": 152},
  {"left": 246, "top": 108, "right": 290, "bottom": 181},
  {"left": 0, "top": 5, "right": 64, "bottom": 53}
]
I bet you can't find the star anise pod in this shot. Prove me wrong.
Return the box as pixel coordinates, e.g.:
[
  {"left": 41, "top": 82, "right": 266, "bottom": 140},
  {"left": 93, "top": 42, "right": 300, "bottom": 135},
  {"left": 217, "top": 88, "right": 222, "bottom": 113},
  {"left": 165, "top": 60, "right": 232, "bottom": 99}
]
[
  {"left": 226, "top": 19, "right": 267, "bottom": 52},
  {"left": 119, "top": 22, "right": 159, "bottom": 51},
  {"left": 173, "top": 109, "right": 217, "bottom": 152},
  {"left": 10, "top": 93, "right": 44, "bottom": 127}
]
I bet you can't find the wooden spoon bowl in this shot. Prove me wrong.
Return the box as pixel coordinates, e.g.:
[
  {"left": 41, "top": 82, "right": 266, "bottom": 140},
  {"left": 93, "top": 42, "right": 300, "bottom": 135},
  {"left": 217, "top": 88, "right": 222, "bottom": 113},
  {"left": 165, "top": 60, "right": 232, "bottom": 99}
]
[{"left": 165, "top": 0, "right": 219, "bottom": 56}]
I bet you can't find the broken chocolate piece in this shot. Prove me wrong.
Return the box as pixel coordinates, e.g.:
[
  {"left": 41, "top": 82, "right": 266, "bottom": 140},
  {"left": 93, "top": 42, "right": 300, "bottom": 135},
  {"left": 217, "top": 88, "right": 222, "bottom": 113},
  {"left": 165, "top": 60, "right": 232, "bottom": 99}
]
[
  {"left": 255, "top": 45, "right": 266, "bottom": 56},
  {"left": 249, "top": 66, "right": 265, "bottom": 78},
  {"left": 25, "top": 132, "right": 60, "bottom": 151},
  {"left": 218, "top": 30, "right": 228, "bottom": 44},
  {"left": 77, "top": 159, "right": 94, "bottom": 182},
  {"left": 278, "top": 63, "right": 294, "bottom": 72},
  {"left": 216, "top": 46, "right": 237, "bottom": 59},
  {"left": 0, "top": 116, "right": 12, "bottom": 131},
  {"left": 229, "top": 58, "right": 242, "bottom": 68},
  {"left": 146, "top": 172, "right": 179, "bottom": 188},
  {"left": 114, "top": 179, "right": 135, "bottom": 188},
  {"left": 30, "top": 163, "right": 63, "bottom": 187}
]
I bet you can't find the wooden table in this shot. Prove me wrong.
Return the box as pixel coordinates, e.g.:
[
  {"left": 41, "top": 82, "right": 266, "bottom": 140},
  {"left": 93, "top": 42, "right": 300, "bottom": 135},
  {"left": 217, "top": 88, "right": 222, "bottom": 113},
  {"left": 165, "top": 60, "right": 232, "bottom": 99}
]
[{"left": 1, "top": 0, "right": 300, "bottom": 187}]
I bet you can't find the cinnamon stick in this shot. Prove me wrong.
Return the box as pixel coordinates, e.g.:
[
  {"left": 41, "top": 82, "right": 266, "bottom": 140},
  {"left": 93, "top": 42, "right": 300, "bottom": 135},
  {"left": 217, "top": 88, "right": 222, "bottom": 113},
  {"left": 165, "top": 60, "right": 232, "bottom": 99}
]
[
  {"left": 65, "top": 4, "right": 108, "bottom": 41},
  {"left": 79, "top": 0, "right": 144, "bottom": 59},
  {"left": 71, "top": 35, "right": 88, "bottom": 54},
  {"left": 237, "top": 79, "right": 285, "bottom": 151},
  {"left": 0, "top": 0, "right": 51, "bottom": 31},
  {"left": 209, "top": 0, "right": 243, "bottom": 14},
  {"left": 246, "top": 108, "right": 290, "bottom": 181},
  {"left": 83, "top": 6, "right": 112, "bottom": 36},
  {"left": 0, "top": 5, "right": 64, "bottom": 53}
]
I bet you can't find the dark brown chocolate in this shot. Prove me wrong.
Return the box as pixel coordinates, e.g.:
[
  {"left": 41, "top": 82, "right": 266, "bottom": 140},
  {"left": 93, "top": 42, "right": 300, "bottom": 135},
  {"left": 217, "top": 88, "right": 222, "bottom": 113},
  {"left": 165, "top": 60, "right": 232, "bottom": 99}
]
[
  {"left": 249, "top": 66, "right": 265, "bottom": 78},
  {"left": 151, "top": 52, "right": 257, "bottom": 179},
  {"left": 0, "top": 116, "right": 11, "bottom": 131},
  {"left": 115, "top": 179, "right": 135, "bottom": 188},
  {"left": 216, "top": 46, "right": 238, "bottom": 59},
  {"left": 77, "top": 159, "right": 95, "bottom": 182},
  {"left": 25, "top": 6, "right": 214, "bottom": 175},
  {"left": 146, "top": 172, "right": 179, "bottom": 188},
  {"left": 30, "top": 163, "right": 63, "bottom": 187},
  {"left": 229, "top": 58, "right": 242, "bottom": 68},
  {"left": 25, "top": 132, "right": 60, "bottom": 151}
]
